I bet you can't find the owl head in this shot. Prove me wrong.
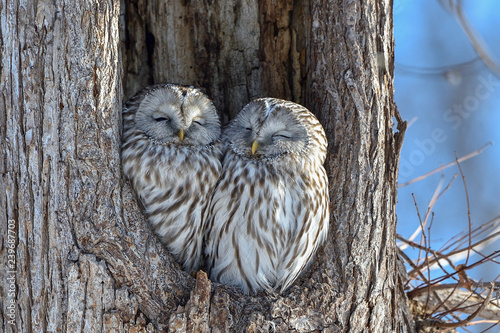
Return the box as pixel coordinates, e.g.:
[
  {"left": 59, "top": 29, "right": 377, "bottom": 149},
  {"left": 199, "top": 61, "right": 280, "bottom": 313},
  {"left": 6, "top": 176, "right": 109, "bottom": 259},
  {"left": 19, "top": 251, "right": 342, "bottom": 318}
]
[
  {"left": 132, "top": 84, "right": 220, "bottom": 146},
  {"left": 224, "top": 98, "right": 327, "bottom": 163}
]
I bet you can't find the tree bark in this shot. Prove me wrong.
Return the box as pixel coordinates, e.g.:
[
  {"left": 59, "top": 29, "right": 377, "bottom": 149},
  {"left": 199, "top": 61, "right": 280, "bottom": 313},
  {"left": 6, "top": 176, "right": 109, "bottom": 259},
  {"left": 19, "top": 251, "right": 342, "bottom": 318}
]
[
  {"left": 1, "top": 0, "right": 414, "bottom": 332},
  {"left": 1, "top": 0, "right": 192, "bottom": 331}
]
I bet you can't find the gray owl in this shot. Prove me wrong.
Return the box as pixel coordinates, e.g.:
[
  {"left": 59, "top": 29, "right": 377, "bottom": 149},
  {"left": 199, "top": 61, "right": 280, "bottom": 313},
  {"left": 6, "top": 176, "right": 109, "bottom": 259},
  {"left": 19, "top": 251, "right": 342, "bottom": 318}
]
[
  {"left": 205, "top": 98, "right": 329, "bottom": 293},
  {"left": 122, "top": 84, "right": 222, "bottom": 273}
]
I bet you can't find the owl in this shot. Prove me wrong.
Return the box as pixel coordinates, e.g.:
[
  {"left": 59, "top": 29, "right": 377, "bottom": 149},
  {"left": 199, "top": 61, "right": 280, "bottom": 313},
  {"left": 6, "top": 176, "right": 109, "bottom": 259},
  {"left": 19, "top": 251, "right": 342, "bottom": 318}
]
[
  {"left": 204, "top": 98, "right": 329, "bottom": 293},
  {"left": 122, "top": 84, "right": 222, "bottom": 273}
]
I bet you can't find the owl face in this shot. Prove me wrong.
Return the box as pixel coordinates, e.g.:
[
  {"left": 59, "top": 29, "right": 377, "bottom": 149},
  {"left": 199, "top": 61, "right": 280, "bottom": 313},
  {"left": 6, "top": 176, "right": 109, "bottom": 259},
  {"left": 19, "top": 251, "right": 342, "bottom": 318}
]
[
  {"left": 225, "top": 99, "right": 309, "bottom": 159},
  {"left": 134, "top": 86, "right": 220, "bottom": 146}
]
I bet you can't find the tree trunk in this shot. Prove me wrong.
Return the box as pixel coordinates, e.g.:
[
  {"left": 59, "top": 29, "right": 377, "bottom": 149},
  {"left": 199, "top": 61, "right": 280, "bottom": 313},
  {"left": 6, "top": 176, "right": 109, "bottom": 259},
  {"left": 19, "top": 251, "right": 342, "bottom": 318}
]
[{"left": 1, "top": 0, "right": 414, "bottom": 332}]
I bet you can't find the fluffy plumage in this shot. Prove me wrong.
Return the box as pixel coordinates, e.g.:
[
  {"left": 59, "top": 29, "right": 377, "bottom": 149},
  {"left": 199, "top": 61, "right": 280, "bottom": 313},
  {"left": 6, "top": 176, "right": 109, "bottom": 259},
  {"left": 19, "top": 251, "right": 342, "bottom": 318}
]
[
  {"left": 205, "top": 98, "right": 329, "bottom": 293},
  {"left": 122, "top": 84, "right": 222, "bottom": 273}
]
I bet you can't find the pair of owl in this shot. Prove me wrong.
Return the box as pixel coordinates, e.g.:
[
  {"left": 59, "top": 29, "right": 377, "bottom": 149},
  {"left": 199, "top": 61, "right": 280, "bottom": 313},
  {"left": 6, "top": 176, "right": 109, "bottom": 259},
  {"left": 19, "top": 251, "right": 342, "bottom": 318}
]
[{"left": 122, "top": 84, "right": 329, "bottom": 293}]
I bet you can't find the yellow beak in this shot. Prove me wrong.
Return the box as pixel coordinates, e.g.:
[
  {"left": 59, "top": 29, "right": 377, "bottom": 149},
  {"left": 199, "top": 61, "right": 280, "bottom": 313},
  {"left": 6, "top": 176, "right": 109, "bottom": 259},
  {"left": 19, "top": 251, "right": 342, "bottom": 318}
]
[
  {"left": 178, "top": 129, "right": 184, "bottom": 142},
  {"left": 251, "top": 140, "right": 259, "bottom": 155}
]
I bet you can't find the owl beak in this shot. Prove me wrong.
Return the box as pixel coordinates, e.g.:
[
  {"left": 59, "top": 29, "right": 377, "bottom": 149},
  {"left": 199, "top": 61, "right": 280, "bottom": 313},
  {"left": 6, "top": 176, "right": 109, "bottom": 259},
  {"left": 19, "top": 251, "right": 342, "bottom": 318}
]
[
  {"left": 251, "top": 140, "right": 259, "bottom": 155},
  {"left": 178, "top": 129, "right": 185, "bottom": 142}
]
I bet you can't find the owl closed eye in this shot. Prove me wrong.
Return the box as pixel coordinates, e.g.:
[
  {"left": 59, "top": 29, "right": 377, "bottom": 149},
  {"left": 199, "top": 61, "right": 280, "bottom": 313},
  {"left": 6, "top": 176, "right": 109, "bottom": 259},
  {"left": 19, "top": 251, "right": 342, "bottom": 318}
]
[
  {"left": 132, "top": 86, "right": 220, "bottom": 146},
  {"left": 205, "top": 98, "right": 329, "bottom": 293},
  {"left": 225, "top": 104, "right": 311, "bottom": 159},
  {"left": 122, "top": 84, "right": 222, "bottom": 273}
]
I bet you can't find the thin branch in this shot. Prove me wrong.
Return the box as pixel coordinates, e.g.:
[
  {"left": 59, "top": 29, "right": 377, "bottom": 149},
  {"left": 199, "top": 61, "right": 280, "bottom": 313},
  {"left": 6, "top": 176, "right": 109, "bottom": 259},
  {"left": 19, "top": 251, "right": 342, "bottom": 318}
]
[
  {"left": 395, "top": 57, "right": 482, "bottom": 77},
  {"left": 455, "top": 152, "right": 472, "bottom": 267},
  {"left": 406, "top": 116, "right": 418, "bottom": 129},
  {"left": 407, "top": 229, "right": 500, "bottom": 277},
  {"left": 410, "top": 282, "right": 500, "bottom": 295},
  {"left": 472, "top": 248, "right": 500, "bottom": 265},
  {"left": 453, "top": 0, "right": 500, "bottom": 78},
  {"left": 403, "top": 175, "right": 443, "bottom": 247},
  {"left": 437, "top": 230, "right": 500, "bottom": 269},
  {"left": 415, "top": 282, "right": 498, "bottom": 328},
  {"left": 410, "top": 251, "right": 500, "bottom": 294},
  {"left": 398, "top": 248, "right": 428, "bottom": 288},
  {"left": 411, "top": 193, "right": 426, "bottom": 267},
  {"left": 439, "top": 216, "right": 500, "bottom": 254},
  {"left": 435, "top": 282, "right": 496, "bottom": 328},
  {"left": 411, "top": 256, "right": 488, "bottom": 293},
  {"left": 424, "top": 213, "right": 434, "bottom": 315},
  {"left": 401, "top": 174, "right": 457, "bottom": 251},
  {"left": 477, "top": 321, "right": 500, "bottom": 332},
  {"left": 434, "top": 283, "right": 483, "bottom": 319},
  {"left": 398, "top": 142, "right": 492, "bottom": 188},
  {"left": 398, "top": 235, "right": 457, "bottom": 277}
]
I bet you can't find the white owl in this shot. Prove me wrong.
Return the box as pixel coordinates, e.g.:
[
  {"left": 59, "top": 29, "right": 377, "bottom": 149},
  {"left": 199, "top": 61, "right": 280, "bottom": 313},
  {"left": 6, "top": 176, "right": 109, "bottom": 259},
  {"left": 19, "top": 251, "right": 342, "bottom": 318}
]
[
  {"left": 122, "top": 84, "right": 222, "bottom": 273},
  {"left": 205, "top": 98, "right": 329, "bottom": 293}
]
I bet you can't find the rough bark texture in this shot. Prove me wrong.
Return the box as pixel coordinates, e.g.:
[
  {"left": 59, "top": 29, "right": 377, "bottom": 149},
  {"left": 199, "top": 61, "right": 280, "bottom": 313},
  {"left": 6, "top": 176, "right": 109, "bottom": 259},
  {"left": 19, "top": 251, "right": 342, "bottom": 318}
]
[
  {"left": 1, "top": 1, "right": 192, "bottom": 332},
  {"left": 1, "top": 0, "right": 414, "bottom": 332}
]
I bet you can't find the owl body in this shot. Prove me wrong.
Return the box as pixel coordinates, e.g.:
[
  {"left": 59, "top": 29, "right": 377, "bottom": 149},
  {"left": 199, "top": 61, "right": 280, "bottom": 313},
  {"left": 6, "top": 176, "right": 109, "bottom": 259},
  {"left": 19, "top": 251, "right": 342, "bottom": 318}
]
[
  {"left": 205, "top": 98, "right": 329, "bottom": 293},
  {"left": 122, "top": 84, "right": 222, "bottom": 273}
]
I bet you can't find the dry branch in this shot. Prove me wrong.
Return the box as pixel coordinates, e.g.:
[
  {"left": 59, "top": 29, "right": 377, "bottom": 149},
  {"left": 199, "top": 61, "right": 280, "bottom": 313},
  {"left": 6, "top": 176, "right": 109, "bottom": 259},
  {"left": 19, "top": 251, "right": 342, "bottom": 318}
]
[
  {"left": 398, "top": 142, "right": 492, "bottom": 188},
  {"left": 400, "top": 154, "right": 500, "bottom": 331},
  {"left": 412, "top": 282, "right": 499, "bottom": 323}
]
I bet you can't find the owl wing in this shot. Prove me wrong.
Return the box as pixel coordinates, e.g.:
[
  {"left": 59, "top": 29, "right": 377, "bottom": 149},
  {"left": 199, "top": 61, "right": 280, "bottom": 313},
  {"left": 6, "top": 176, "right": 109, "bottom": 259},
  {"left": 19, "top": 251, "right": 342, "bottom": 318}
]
[
  {"left": 277, "top": 164, "right": 329, "bottom": 292},
  {"left": 205, "top": 155, "right": 282, "bottom": 293}
]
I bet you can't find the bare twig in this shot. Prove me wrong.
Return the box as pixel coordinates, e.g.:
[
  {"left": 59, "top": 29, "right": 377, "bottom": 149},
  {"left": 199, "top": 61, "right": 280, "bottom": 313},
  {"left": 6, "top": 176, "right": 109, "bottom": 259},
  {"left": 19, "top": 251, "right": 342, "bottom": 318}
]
[
  {"left": 435, "top": 282, "right": 496, "bottom": 328},
  {"left": 398, "top": 248, "right": 428, "bottom": 287},
  {"left": 406, "top": 116, "right": 418, "bottom": 129},
  {"left": 402, "top": 174, "right": 457, "bottom": 250},
  {"left": 437, "top": 0, "right": 500, "bottom": 77},
  {"left": 410, "top": 282, "right": 500, "bottom": 295},
  {"left": 415, "top": 282, "right": 498, "bottom": 329},
  {"left": 473, "top": 249, "right": 500, "bottom": 265},
  {"left": 440, "top": 216, "right": 500, "bottom": 255},
  {"left": 397, "top": 235, "right": 458, "bottom": 281},
  {"left": 400, "top": 117, "right": 499, "bottom": 330},
  {"left": 423, "top": 213, "right": 434, "bottom": 314},
  {"left": 454, "top": 152, "right": 472, "bottom": 267},
  {"left": 410, "top": 251, "right": 500, "bottom": 294},
  {"left": 395, "top": 57, "right": 482, "bottom": 77},
  {"left": 401, "top": 175, "right": 446, "bottom": 251},
  {"left": 453, "top": 0, "right": 500, "bottom": 78},
  {"left": 406, "top": 229, "right": 500, "bottom": 278},
  {"left": 398, "top": 142, "right": 492, "bottom": 188},
  {"left": 411, "top": 193, "right": 427, "bottom": 267}
]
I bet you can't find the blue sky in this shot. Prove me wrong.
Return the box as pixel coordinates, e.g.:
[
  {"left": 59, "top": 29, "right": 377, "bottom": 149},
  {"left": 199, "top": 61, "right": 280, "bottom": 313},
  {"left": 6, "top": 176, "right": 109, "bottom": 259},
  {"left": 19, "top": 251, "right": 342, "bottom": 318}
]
[{"left": 394, "top": 1, "right": 500, "bottom": 330}]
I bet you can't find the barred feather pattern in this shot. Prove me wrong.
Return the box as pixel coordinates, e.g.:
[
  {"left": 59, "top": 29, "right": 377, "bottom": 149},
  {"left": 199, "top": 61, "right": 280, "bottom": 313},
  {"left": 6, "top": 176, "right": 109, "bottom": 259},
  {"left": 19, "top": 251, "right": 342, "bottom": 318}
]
[
  {"left": 205, "top": 98, "right": 329, "bottom": 293},
  {"left": 122, "top": 84, "right": 222, "bottom": 273}
]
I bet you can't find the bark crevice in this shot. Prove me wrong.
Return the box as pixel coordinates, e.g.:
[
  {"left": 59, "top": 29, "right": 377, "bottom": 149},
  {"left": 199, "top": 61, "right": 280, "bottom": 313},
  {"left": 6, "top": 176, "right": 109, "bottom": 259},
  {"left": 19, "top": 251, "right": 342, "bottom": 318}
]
[{"left": 0, "top": 0, "right": 415, "bottom": 331}]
